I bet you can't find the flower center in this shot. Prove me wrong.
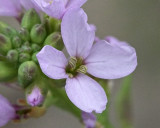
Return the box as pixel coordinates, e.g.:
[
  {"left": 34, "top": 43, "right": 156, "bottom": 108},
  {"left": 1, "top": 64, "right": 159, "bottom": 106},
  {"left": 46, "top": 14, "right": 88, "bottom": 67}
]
[{"left": 66, "top": 57, "right": 87, "bottom": 78}]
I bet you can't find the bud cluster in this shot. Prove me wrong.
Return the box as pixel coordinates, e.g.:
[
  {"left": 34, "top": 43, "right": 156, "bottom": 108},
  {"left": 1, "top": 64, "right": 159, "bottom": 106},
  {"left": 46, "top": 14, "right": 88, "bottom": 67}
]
[
  {"left": 0, "top": 9, "right": 64, "bottom": 85},
  {"left": 0, "top": 9, "right": 64, "bottom": 109}
]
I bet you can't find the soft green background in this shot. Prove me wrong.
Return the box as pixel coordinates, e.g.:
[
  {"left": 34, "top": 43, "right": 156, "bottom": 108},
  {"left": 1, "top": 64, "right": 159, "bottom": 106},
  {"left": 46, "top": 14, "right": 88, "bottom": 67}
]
[{"left": 0, "top": 0, "right": 160, "bottom": 128}]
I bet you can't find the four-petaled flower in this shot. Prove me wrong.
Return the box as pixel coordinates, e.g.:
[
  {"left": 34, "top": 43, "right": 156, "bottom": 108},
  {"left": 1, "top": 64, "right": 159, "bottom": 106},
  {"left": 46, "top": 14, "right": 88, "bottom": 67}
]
[{"left": 37, "top": 8, "right": 137, "bottom": 113}]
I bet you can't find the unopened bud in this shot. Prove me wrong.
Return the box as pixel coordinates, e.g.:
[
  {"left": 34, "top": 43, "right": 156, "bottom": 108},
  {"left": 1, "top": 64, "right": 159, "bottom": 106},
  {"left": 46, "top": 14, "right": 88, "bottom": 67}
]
[
  {"left": 32, "top": 52, "right": 38, "bottom": 63},
  {"left": 18, "top": 61, "right": 38, "bottom": 88},
  {"left": 7, "top": 50, "right": 18, "bottom": 62},
  {"left": 0, "top": 34, "right": 12, "bottom": 55},
  {"left": 19, "top": 28, "right": 30, "bottom": 41},
  {"left": 21, "top": 9, "right": 41, "bottom": 31},
  {"left": 30, "top": 24, "right": 47, "bottom": 44},
  {"left": 49, "top": 18, "right": 61, "bottom": 32},
  {"left": 19, "top": 53, "right": 31, "bottom": 63},
  {"left": 0, "top": 21, "right": 17, "bottom": 38},
  {"left": 0, "top": 62, "right": 17, "bottom": 82},
  {"left": 31, "top": 44, "right": 41, "bottom": 52},
  {"left": 12, "top": 36, "right": 22, "bottom": 48},
  {"left": 26, "top": 86, "right": 44, "bottom": 107},
  {"left": 44, "top": 32, "right": 64, "bottom": 50},
  {"left": 20, "top": 45, "right": 32, "bottom": 54},
  {"left": 82, "top": 111, "right": 96, "bottom": 128}
]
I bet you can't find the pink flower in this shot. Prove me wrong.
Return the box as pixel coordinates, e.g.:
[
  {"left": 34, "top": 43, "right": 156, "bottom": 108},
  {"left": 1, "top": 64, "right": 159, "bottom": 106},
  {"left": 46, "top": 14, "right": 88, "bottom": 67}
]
[
  {"left": 32, "top": 0, "right": 87, "bottom": 19},
  {"left": 0, "top": 95, "right": 16, "bottom": 127},
  {"left": 37, "top": 8, "right": 137, "bottom": 113}
]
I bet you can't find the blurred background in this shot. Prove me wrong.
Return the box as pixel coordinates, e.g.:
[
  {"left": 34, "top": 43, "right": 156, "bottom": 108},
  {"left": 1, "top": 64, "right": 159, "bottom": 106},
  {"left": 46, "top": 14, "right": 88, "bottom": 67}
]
[{"left": 0, "top": 0, "right": 160, "bottom": 128}]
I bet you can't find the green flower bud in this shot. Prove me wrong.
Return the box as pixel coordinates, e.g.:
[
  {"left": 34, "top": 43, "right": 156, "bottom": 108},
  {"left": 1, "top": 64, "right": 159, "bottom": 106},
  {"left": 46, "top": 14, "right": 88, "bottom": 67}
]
[
  {"left": 49, "top": 18, "right": 61, "bottom": 32},
  {"left": 45, "top": 18, "right": 61, "bottom": 34},
  {"left": 31, "top": 44, "right": 41, "bottom": 52},
  {"left": 23, "top": 41, "right": 30, "bottom": 46},
  {"left": 0, "top": 21, "right": 17, "bottom": 38},
  {"left": 30, "top": 24, "right": 47, "bottom": 44},
  {"left": 19, "top": 53, "right": 31, "bottom": 63},
  {"left": 12, "top": 36, "right": 22, "bottom": 48},
  {"left": 44, "top": 32, "right": 64, "bottom": 50},
  {"left": 19, "top": 28, "right": 30, "bottom": 41},
  {"left": 32, "top": 52, "right": 38, "bottom": 63},
  {"left": 21, "top": 9, "right": 41, "bottom": 31},
  {"left": 18, "top": 61, "right": 38, "bottom": 88},
  {"left": 0, "top": 61, "right": 17, "bottom": 82},
  {"left": 0, "top": 34, "right": 12, "bottom": 55},
  {"left": 20, "top": 44, "right": 32, "bottom": 53},
  {"left": 7, "top": 49, "right": 19, "bottom": 62}
]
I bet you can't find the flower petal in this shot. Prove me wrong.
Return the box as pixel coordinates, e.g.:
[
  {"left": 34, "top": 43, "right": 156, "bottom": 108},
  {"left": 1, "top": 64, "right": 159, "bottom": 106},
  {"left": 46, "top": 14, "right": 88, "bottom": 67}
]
[
  {"left": 105, "top": 36, "right": 130, "bottom": 47},
  {"left": 65, "top": 74, "right": 107, "bottom": 113},
  {"left": 37, "top": 45, "right": 68, "bottom": 79},
  {"left": 0, "top": 95, "right": 15, "bottom": 127},
  {"left": 32, "top": 0, "right": 65, "bottom": 19},
  {"left": 0, "top": 0, "right": 21, "bottom": 17},
  {"left": 66, "top": 0, "right": 87, "bottom": 9},
  {"left": 85, "top": 40, "right": 137, "bottom": 79},
  {"left": 20, "top": 0, "right": 40, "bottom": 12},
  {"left": 61, "top": 8, "right": 95, "bottom": 59}
]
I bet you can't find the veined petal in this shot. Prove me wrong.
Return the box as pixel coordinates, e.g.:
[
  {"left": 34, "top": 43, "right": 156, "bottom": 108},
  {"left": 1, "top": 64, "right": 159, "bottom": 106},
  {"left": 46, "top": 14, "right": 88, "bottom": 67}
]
[
  {"left": 0, "top": 0, "right": 21, "bottom": 17},
  {"left": 65, "top": 74, "right": 107, "bottom": 113},
  {"left": 85, "top": 40, "right": 137, "bottom": 79},
  {"left": 61, "top": 8, "right": 95, "bottom": 59},
  {"left": 37, "top": 45, "right": 68, "bottom": 79}
]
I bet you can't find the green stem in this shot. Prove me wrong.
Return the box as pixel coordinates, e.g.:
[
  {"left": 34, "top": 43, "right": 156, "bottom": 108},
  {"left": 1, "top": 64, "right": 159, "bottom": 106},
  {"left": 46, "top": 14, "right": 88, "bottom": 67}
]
[{"left": 115, "top": 75, "right": 133, "bottom": 128}]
